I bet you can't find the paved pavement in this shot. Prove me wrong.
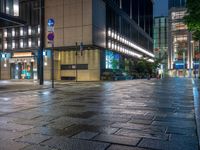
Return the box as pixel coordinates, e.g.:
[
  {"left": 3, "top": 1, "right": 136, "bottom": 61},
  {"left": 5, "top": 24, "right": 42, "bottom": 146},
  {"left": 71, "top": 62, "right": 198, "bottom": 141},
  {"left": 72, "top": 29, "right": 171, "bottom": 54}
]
[{"left": 0, "top": 78, "right": 199, "bottom": 150}]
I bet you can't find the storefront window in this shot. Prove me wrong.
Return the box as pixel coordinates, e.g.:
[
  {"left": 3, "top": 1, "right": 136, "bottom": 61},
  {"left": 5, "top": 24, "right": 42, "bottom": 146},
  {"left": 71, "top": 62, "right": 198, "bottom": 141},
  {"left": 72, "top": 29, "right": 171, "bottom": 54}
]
[{"left": 105, "top": 50, "right": 120, "bottom": 69}]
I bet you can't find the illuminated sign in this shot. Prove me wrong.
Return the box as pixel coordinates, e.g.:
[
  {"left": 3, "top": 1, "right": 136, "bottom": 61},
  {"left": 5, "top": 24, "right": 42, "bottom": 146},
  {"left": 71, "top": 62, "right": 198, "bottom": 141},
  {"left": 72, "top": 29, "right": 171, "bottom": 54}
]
[{"left": 13, "top": 52, "right": 33, "bottom": 58}]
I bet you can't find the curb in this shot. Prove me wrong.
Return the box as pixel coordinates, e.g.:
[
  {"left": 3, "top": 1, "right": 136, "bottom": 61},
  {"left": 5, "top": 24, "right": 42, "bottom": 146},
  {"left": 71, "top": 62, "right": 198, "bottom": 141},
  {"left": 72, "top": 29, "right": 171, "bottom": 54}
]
[{"left": 192, "top": 79, "right": 200, "bottom": 148}]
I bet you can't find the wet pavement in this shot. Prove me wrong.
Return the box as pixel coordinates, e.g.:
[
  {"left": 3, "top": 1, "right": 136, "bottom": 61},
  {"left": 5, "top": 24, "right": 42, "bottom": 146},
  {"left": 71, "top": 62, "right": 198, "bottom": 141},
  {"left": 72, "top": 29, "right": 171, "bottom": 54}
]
[{"left": 0, "top": 78, "right": 199, "bottom": 150}]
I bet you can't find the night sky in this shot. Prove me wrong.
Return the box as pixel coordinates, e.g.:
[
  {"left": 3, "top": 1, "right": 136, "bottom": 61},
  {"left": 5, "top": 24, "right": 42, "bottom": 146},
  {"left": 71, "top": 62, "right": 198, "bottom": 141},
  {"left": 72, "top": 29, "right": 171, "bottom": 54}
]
[{"left": 153, "top": 0, "right": 168, "bottom": 17}]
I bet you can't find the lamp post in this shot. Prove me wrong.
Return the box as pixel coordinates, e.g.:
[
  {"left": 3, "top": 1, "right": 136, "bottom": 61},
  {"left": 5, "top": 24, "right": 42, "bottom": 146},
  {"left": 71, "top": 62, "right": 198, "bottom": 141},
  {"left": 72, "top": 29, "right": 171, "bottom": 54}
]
[
  {"left": 38, "top": 0, "right": 44, "bottom": 85},
  {"left": 191, "top": 40, "right": 196, "bottom": 78},
  {"left": 75, "top": 42, "right": 78, "bottom": 82},
  {"left": 183, "top": 50, "right": 186, "bottom": 77}
]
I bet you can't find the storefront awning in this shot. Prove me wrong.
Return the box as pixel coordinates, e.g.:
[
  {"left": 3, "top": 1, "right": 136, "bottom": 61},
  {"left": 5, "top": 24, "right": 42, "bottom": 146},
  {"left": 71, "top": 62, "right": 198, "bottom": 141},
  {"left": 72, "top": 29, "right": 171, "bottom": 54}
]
[{"left": 0, "top": 12, "right": 26, "bottom": 28}]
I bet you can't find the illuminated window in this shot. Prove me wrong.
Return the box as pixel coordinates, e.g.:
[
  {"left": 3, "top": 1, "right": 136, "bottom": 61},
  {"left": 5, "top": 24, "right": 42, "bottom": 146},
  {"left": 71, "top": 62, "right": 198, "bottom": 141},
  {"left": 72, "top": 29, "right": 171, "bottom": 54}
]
[
  {"left": 4, "top": 29, "right": 7, "bottom": 37},
  {"left": 28, "top": 39, "right": 32, "bottom": 47},
  {"left": 12, "top": 40, "right": 15, "bottom": 49},
  {"left": 28, "top": 26, "right": 31, "bottom": 35},
  {"left": 20, "top": 27, "right": 23, "bottom": 36},
  {"left": 4, "top": 42, "right": 7, "bottom": 49},
  {"left": 38, "top": 25, "right": 40, "bottom": 34},
  {"left": 20, "top": 39, "right": 23, "bottom": 48},
  {"left": 12, "top": 28, "right": 15, "bottom": 37},
  {"left": 13, "top": 0, "right": 19, "bottom": 16},
  {"left": 105, "top": 50, "right": 120, "bottom": 69},
  {"left": 38, "top": 38, "right": 40, "bottom": 46}
]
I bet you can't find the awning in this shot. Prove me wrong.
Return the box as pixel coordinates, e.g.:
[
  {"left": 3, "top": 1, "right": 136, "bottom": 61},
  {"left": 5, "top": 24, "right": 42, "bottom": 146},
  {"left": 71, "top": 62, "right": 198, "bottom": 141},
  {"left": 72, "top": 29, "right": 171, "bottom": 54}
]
[{"left": 0, "top": 12, "right": 26, "bottom": 28}]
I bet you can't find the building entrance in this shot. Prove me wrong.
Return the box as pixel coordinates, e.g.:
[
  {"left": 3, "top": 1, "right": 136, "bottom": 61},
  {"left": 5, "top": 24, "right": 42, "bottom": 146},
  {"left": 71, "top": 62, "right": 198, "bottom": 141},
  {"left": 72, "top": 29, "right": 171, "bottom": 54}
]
[{"left": 11, "top": 62, "right": 33, "bottom": 79}]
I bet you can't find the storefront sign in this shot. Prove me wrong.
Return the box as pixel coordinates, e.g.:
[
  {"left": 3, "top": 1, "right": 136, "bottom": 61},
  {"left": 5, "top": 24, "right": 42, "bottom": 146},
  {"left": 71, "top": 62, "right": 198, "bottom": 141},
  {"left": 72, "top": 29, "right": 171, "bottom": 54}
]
[
  {"left": 13, "top": 52, "right": 33, "bottom": 58},
  {"left": 9, "top": 58, "right": 34, "bottom": 63}
]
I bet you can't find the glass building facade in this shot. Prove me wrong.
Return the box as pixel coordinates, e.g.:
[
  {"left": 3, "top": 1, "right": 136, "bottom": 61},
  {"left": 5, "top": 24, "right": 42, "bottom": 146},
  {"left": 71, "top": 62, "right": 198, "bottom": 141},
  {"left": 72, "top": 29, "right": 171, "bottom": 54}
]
[
  {"left": 106, "top": 0, "right": 154, "bottom": 58},
  {"left": 0, "top": 0, "right": 42, "bottom": 80},
  {"left": 154, "top": 16, "right": 168, "bottom": 77},
  {"left": 0, "top": 0, "right": 19, "bottom": 16},
  {"left": 169, "top": 0, "right": 187, "bottom": 9},
  {"left": 168, "top": 0, "right": 200, "bottom": 77},
  {"left": 111, "top": 0, "right": 153, "bottom": 38},
  {"left": 154, "top": 16, "right": 168, "bottom": 57}
]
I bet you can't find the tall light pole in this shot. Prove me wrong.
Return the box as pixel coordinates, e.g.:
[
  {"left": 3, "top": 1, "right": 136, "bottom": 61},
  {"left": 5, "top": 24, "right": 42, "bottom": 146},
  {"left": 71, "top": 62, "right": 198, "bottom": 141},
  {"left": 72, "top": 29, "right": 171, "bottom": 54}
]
[
  {"left": 39, "top": 0, "right": 44, "bottom": 85},
  {"left": 191, "top": 40, "right": 195, "bottom": 78},
  {"left": 75, "top": 42, "right": 78, "bottom": 82}
]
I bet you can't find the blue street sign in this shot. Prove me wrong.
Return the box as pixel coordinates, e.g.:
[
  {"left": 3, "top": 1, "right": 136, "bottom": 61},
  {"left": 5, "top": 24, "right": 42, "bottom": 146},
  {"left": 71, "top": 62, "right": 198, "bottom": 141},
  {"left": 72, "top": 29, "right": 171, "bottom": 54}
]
[{"left": 48, "top": 18, "right": 55, "bottom": 27}]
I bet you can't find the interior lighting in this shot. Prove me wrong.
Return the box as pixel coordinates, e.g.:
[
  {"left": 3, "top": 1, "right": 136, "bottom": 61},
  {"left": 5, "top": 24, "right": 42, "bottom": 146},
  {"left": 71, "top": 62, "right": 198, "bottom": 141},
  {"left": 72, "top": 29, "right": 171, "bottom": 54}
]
[
  {"left": 12, "top": 40, "right": 15, "bottom": 49},
  {"left": 111, "top": 42, "right": 114, "bottom": 49},
  {"left": 120, "top": 36, "right": 122, "bottom": 42},
  {"left": 4, "top": 42, "right": 7, "bottom": 49},
  {"left": 147, "top": 59, "right": 154, "bottom": 63},
  {"left": 20, "top": 39, "right": 23, "bottom": 48},
  {"left": 12, "top": 28, "right": 15, "bottom": 36},
  {"left": 114, "top": 33, "right": 117, "bottom": 39},
  {"left": 111, "top": 32, "right": 114, "bottom": 38},
  {"left": 28, "top": 26, "right": 31, "bottom": 35},
  {"left": 114, "top": 43, "right": 117, "bottom": 50},
  {"left": 6, "top": 7, "right": 9, "bottom": 13},
  {"left": 38, "top": 25, "right": 41, "bottom": 34},
  {"left": 2, "top": 54, "right": 6, "bottom": 58},
  {"left": 43, "top": 51, "right": 47, "bottom": 56},
  {"left": 38, "top": 38, "right": 40, "bottom": 46},
  {"left": 4, "top": 29, "right": 7, "bottom": 37},
  {"left": 108, "top": 41, "right": 111, "bottom": 48},
  {"left": 28, "top": 39, "right": 32, "bottom": 47},
  {"left": 13, "top": 4, "right": 19, "bottom": 16},
  {"left": 20, "top": 27, "right": 23, "bottom": 36}
]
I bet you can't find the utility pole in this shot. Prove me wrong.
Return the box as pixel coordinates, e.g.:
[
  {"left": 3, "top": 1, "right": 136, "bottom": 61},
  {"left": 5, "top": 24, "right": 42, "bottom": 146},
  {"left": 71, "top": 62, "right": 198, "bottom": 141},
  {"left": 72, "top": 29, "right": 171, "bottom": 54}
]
[
  {"left": 51, "top": 43, "right": 54, "bottom": 88},
  {"left": 75, "top": 42, "right": 78, "bottom": 82},
  {"left": 39, "top": 0, "right": 44, "bottom": 85},
  {"left": 183, "top": 50, "right": 186, "bottom": 77}
]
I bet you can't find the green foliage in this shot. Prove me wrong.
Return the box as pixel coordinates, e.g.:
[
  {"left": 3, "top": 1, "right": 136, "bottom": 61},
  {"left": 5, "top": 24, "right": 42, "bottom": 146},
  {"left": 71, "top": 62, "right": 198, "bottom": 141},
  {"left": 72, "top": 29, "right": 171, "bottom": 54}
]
[
  {"left": 136, "top": 59, "right": 147, "bottom": 74},
  {"left": 184, "top": 0, "right": 200, "bottom": 40},
  {"left": 135, "top": 58, "right": 157, "bottom": 75}
]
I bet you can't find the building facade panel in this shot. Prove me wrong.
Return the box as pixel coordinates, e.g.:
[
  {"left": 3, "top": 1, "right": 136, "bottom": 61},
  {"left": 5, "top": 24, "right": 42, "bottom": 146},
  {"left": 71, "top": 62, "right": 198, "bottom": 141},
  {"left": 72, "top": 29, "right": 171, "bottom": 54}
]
[
  {"left": 153, "top": 16, "right": 168, "bottom": 77},
  {"left": 92, "top": 0, "right": 106, "bottom": 48}
]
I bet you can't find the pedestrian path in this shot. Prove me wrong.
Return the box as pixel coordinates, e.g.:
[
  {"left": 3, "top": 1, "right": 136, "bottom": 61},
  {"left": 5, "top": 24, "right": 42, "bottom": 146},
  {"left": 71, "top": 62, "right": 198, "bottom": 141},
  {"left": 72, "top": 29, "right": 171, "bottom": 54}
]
[{"left": 0, "top": 78, "right": 199, "bottom": 150}]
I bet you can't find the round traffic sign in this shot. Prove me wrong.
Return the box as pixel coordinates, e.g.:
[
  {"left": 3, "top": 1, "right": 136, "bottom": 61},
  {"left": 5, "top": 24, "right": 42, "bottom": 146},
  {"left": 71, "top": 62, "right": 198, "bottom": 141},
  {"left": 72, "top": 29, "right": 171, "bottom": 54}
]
[
  {"left": 48, "top": 18, "right": 55, "bottom": 27},
  {"left": 47, "top": 33, "right": 54, "bottom": 41}
]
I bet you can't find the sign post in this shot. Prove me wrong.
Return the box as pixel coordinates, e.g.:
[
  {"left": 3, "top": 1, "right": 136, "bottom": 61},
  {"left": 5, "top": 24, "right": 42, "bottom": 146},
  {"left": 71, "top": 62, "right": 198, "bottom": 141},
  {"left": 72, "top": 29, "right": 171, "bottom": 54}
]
[{"left": 47, "top": 18, "right": 55, "bottom": 88}]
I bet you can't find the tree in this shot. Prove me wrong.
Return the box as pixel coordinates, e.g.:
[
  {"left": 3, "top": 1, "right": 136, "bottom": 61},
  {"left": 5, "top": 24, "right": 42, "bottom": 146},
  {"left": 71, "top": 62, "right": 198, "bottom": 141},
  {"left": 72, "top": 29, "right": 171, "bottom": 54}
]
[
  {"left": 184, "top": 0, "right": 200, "bottom": 78},
  {"left": 184, "top": 0, "right": 200, "bottom": 40}
]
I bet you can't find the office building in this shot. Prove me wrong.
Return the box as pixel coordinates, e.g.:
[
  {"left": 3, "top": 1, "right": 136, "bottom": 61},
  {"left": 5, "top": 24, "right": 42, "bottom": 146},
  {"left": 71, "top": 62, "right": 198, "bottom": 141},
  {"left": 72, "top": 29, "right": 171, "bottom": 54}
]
[
  {"left": 168, "top": 0, "right": 200, "bottom": 77},
  {"left": 0, "top": 0, "right": 154, "bottom": 81}
]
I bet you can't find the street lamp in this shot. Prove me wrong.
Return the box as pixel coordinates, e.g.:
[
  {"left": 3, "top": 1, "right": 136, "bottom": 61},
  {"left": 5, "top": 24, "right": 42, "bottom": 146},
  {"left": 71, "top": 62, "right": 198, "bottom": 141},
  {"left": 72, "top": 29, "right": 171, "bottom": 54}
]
[
  {"left": 191, "top": 40, "right": 195, "bottom": 78},
  {"left": 38, "top": 0, "right": 44, "bottom": 85}
]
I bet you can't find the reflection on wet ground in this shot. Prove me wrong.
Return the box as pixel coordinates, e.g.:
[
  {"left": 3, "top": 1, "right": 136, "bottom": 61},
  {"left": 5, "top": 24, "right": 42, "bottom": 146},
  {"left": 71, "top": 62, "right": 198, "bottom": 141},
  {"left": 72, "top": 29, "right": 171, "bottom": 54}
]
[{"left": 0, "top": 78, "right": 199, "bottom": 150}]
